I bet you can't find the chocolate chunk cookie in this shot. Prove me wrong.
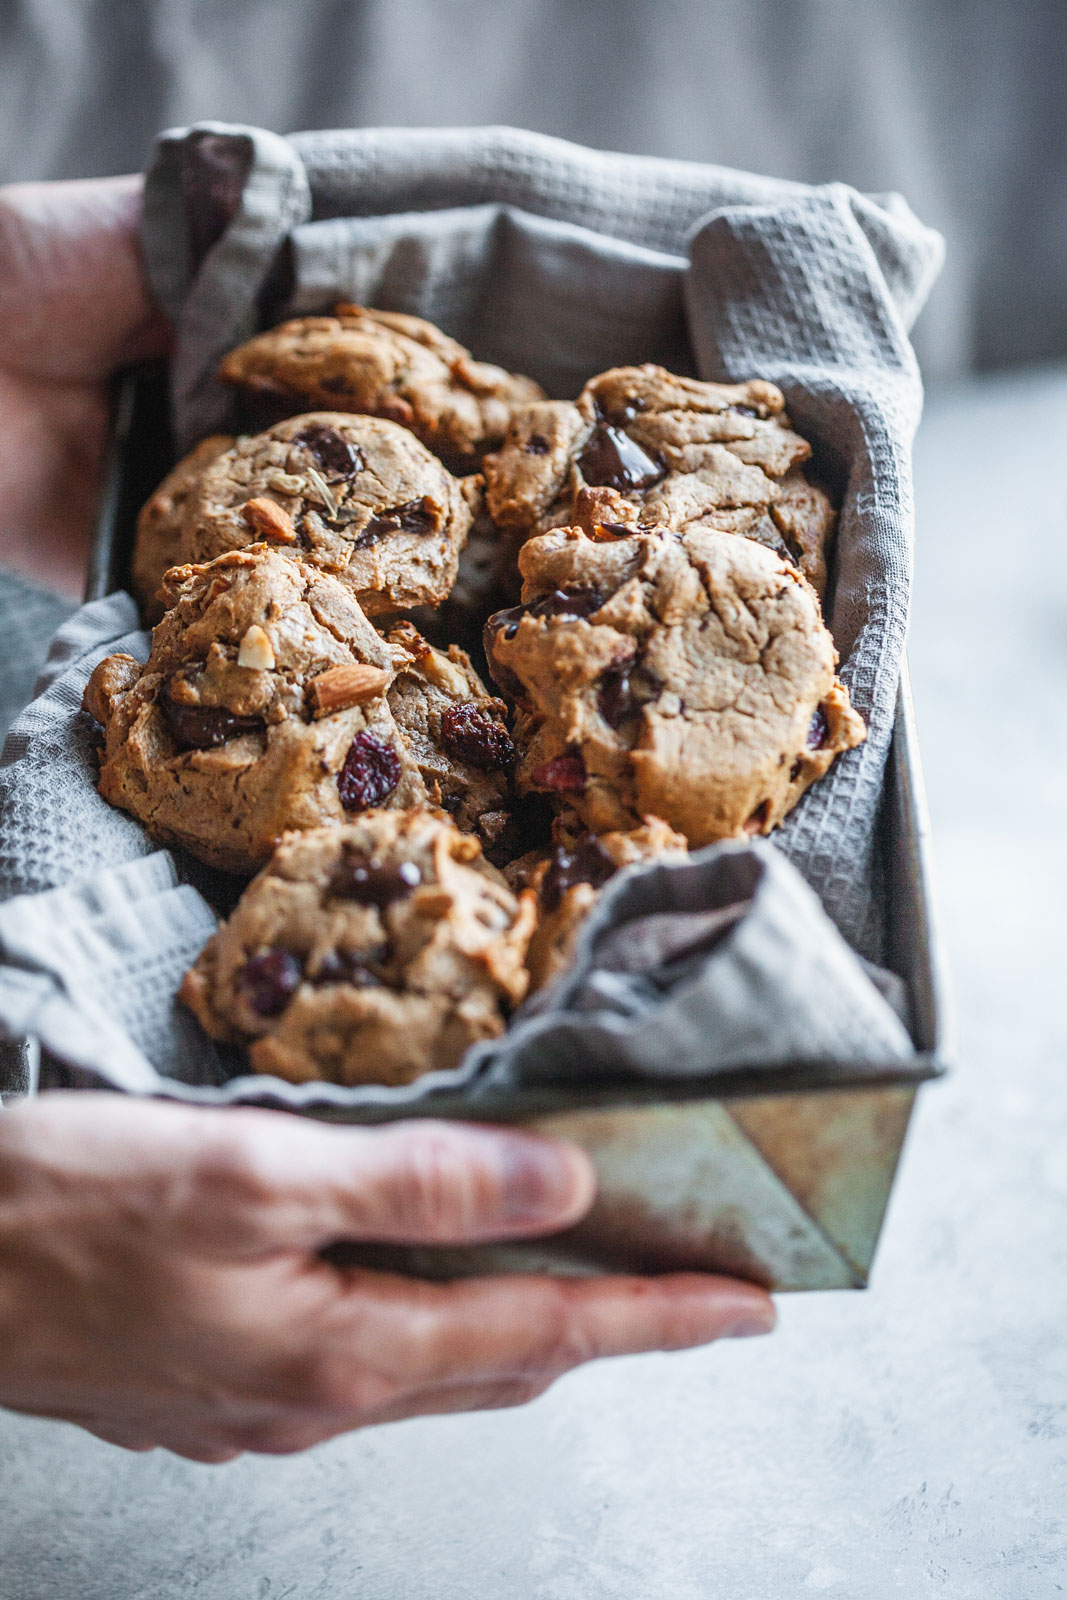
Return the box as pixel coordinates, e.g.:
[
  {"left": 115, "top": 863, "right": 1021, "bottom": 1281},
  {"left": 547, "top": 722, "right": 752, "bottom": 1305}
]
[
  {"left": 84, "top": 546, "right": 426, "bottom": 875},
  {"left": 131, "top": 433, "right": 234, "bottom": 622},
  {"left": 508, "top": 814, "right": 688, "bottom": 992},
  {"left": 483, "top": 365, "right": 835, "bottom": 598},
  {"left": 131, "top": 413, "right": 476, "bottom": 622},
  {"left": 484, "top": 524, "right": 865, "bottom": 847},
  {"left": 218, "top": 304, "right": 545, "bottom": 467},
  {"left": 179, "top": 812, "right": 536, "bottom": 1086},
  {"left": 383, "top": 620, "right": 514, "bottom": 846}
]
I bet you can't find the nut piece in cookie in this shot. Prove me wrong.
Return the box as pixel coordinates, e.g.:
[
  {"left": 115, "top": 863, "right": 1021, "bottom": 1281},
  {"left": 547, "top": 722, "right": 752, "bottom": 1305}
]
[
  {"left": 483, "top": 364, "right": 835, "bottom": 598},
  {"left": 133, "top": 413, "right": 476, "bottom": 620},
  {"left": 484, "top": 524, "right": 865, "bottom": 848},
  {"left": 218, "top": 304, "right": 545, "bottom": 467},
  {"left": 508, "top": 813, "right": 688, "bottom": 993},
  {"left": 83, "top": 545, "right": 425, "bottom": 875},
  {"left": 179, "top": 811, "right": 536, "bottom": 1086},
  {"left": 383, "top": 620, "right": 515, "bottom": 848},
  {"left": 131, "top": 434, "right": 235, "bottom": 622}
]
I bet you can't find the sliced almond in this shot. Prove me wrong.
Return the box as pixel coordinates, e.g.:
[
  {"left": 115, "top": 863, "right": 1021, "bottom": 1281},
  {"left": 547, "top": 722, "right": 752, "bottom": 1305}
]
[
  {"left": 237, "top": 623, "right": 276, "bottom": 671},
  {"left": 241, "top": 497, "right": 296, "bottom": 543},
  {"left": 310, "top": 662, "right": 391, "bottom": 715}
]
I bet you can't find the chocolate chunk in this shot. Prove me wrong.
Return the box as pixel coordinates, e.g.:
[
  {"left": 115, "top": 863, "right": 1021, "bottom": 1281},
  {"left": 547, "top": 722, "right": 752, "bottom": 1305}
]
[
  {"left": 337, "top": 731, "right": 402, "bottom": 810},
  {"left": 527, "top": 586, "right": 607, "bottom": 621},
  {"left": 440, "top": 703, "right": 515, "bottom": 770},
  {"left": 330, "top": 852, "right": 422, "bottom": 905},
  {"left": 314, "top": 949, "right": 381, "bottom": 986},
  {"left": 578, "top": 419, "right": 664, "bottom": 493},
  {"left": 290, "top": 423, "right": 364, "bottom": 478},
  {"left": 731, "top": 404, "right": 759, "bottom": 419},
  {"left": 540, "top": 835, "right": 617, "bottom": 912},
  {"left": 597, "top": 661, "right": 659, "bottom": 730},
  {"left": 807, "top": 707, "right": 829, "bottom": 750},
  {"left": 237, "top": 949, "right": 302, "bottom": 1016},
  {"left": 743, "top": 800, "right": 771, "bottom": 835},
  {"left": 529, "top": 751, "right": 587, "bottom": 794},
  {"left": 162, "top": 694, "right": 264, "bottom": 751},
  {"left": 353, "top": 497, "right": 437, "bottom": 549},
  {"left": 525, "top": 433, "right": 550, "bottom": 455}
]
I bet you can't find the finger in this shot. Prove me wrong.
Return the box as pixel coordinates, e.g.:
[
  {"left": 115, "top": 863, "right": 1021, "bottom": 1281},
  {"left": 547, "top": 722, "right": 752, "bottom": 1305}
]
[
  {"left": 0, "top": 176, "right": 171, "bottom": 381},
  {"left": 302, "top": 1271, "right": 775, "bottom": 1412},
  {"left": 175, "top": 1113, "right": 598, "bottom": 1252}
]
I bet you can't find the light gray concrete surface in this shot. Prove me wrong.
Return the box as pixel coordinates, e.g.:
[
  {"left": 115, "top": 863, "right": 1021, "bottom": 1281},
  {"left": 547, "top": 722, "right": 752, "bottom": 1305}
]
[{"left": 1, "top": 366, "right": 1065, "bottom": 1598}]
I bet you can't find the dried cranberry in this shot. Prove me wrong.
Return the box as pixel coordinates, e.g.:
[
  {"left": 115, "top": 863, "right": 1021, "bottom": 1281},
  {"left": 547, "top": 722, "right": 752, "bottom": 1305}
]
[
  {"left": 540, "top": 835, "right": 617, "bottom": 912},
  {"left": 353, "top": 497, "right": 437, "bottom": 549},
  {"left": 530, "top": 751, "right": 587, "bottom": 794},
  {"left": 162, "top": 695, "right": 264, "bottom": 751},
  {"left": 290, "top": 424, "right": 364, "bottom": 478},
  {"left": 314, "top": 949, "right": 381, "bottom": 986},
  {"left": 337, "top": 731, "right": 402, "bottom": 810},
  {"left": 578, "top": 419, "right": 664, "bottom": 493},
  {"left": 806, "top": 707, "right": 829, "bottom": 750},
  {"left": 440, "top": 703, "right": 515, "bottom": 770},
  {"left": 330, "top": 852, "right": 421, "bottom": 905},
  {"left": 525, "top": 433, "right": 551, "bottom": 455},
  {"left": 237, "top": 949, "right": 302, "bottom": 1016}
]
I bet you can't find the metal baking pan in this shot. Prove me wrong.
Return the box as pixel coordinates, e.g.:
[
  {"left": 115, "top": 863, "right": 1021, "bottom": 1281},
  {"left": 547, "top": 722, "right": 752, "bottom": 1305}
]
[{"left": 82, "top": 364, "right": 950, "bottom": 1291}]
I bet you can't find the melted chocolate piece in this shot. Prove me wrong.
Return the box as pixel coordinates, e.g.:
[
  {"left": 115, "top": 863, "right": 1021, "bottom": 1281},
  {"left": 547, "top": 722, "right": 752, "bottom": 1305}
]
[
  {"left": 237, "top": 949, "right": 302, "bottom": 1017},
  {"left": 731, "top": 404, "right": 759, "bottom": 419},
  {"left": 353, "top": 497, "right": 437, "bottom": 549},
  {"left": 290, "top": 423, "right": 364, "bottom": 478},
  {"left": 529, "top": 751, "right": 587, "bottom": 794},
  {"left": 578, "top": 416, "right": 664, "bottom": 493},
  {"left": 540, "top": 835, "right": 617, "bottom": 913},
  {"left": 162, "top": 695, "right": 264, "bottom": 751},
  {"left": 330, "top": 853, "right": 422, "bottom": 906},
  {"left": 314, "top": 949, "right": 381, "bottom": 987},
  {"left": 440, "top": 703, "right": 515, "bottom": 770},
  {"left": 743, "top": 800, "right": 771, "bottom": 835},
  {"left": 597, "top": 662, "right": 660, "bottom": 730},
  {"left": 806, "top": 707, "right": 829, "bottom": 750},
  {"left": 337, "top": 731, "right": 402, "bottom": 811},
  {"left": 525, "top": 433, "right": 551, "bottom": 455}
]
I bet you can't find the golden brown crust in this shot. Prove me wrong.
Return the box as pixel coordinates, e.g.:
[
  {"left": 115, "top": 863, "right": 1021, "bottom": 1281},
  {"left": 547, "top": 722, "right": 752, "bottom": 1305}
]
[
  {"left": 180, "top": 812, "right": 536, "bottom": 1086},
  {"left": 218, "top": 304, "right": 545, "bottom": 465}
]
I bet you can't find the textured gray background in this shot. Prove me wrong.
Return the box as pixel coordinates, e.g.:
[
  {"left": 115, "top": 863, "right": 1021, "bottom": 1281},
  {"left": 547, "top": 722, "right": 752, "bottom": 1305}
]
[
  {"left": 0, "top": 361, "right": 1064, "bottom": 1594},
  {"left": 2, "top": 0, "right": 1066, "bottom": 382}
]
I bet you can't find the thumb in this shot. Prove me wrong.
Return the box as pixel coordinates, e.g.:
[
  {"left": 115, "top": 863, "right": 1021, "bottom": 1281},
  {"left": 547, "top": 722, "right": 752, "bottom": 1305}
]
[{"left": 181, "top": 1113, "right": 598, "bottom": 1254}]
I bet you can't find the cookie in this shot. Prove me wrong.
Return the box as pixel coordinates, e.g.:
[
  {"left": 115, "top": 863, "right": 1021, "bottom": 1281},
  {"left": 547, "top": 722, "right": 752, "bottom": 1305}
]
[
  {"left": 179, "top": 812, "right": 536, "bottom": 1086},
  {"left": 131, "top": 434, "right": 234, "bottom": 622},
  {"left": 483, "top": 364, "right": 835, "bottom": 598},
  {"left": 483, "top": 523, "right": 865, "bottom": 847},
  {"left": 83, "top": 545, "right": 426, "bottom": 875},
  {"left": 383, "top": 620, "right": 515, "bottom": 848},
  {"left": 131, "top": 413, "right": 476, "bottom": 622},
  {"left": 509, "top": 814, "right": 688, "bottom": 992},
  {"left": 218, "top": 304, "right": 545, "bottom": 467}
]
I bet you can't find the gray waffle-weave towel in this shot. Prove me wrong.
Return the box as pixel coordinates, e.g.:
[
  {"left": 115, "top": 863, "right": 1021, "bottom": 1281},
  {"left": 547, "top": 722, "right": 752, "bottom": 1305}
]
[
  {"left": 141, "top": 121, "right": 942, "bottom": 958},
  {"left": 0, "top": 599, "right": 912, "bottom": 1109}
]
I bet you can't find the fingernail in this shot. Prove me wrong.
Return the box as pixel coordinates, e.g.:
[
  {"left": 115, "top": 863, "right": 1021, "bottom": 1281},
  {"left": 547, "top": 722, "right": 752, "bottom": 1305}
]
[
  {"left": 726, "top": 1304, "right": 777, "bottom": 1338},
  {"left": 500, "top": 1138, "right": 594, "bottom": 1226}
]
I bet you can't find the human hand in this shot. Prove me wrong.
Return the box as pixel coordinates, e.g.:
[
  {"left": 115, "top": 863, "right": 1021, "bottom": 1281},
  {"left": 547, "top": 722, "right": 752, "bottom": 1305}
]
[
  {"left": 0, "top": 176, "right": 169, "bottom": 595},
  {"left": 0, "top": 1094, "right": 775, "bottom": 1463}
]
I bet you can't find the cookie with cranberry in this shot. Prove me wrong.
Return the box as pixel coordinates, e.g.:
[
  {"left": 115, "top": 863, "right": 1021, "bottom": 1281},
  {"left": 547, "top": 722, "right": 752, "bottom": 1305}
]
[
  {"left": 383, "top": 620, "right": 514, "bottom": 846},
  {"left": 84, "top": 546, "right": 425, "bottom": 875},
  {"left": 218, "top": 304, "right": 545, "bottom": 467},
  {"left": 132, "top": 413, "right": 476, "bottom": 621},
  {"left": 179, "top": 812, "right": 536, "bottom": 1086},
  {"left": 484, "top": 523, "right": 864, "bottom": 847},
  {"left": 483, "top": 364, "right": 834, "bottom": 598},
  {"left": 508, "top": 815, "right": 688, "bottom": 992},
  {"left": 131, "top": 433, "right": 234, "bottom": 622}
]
